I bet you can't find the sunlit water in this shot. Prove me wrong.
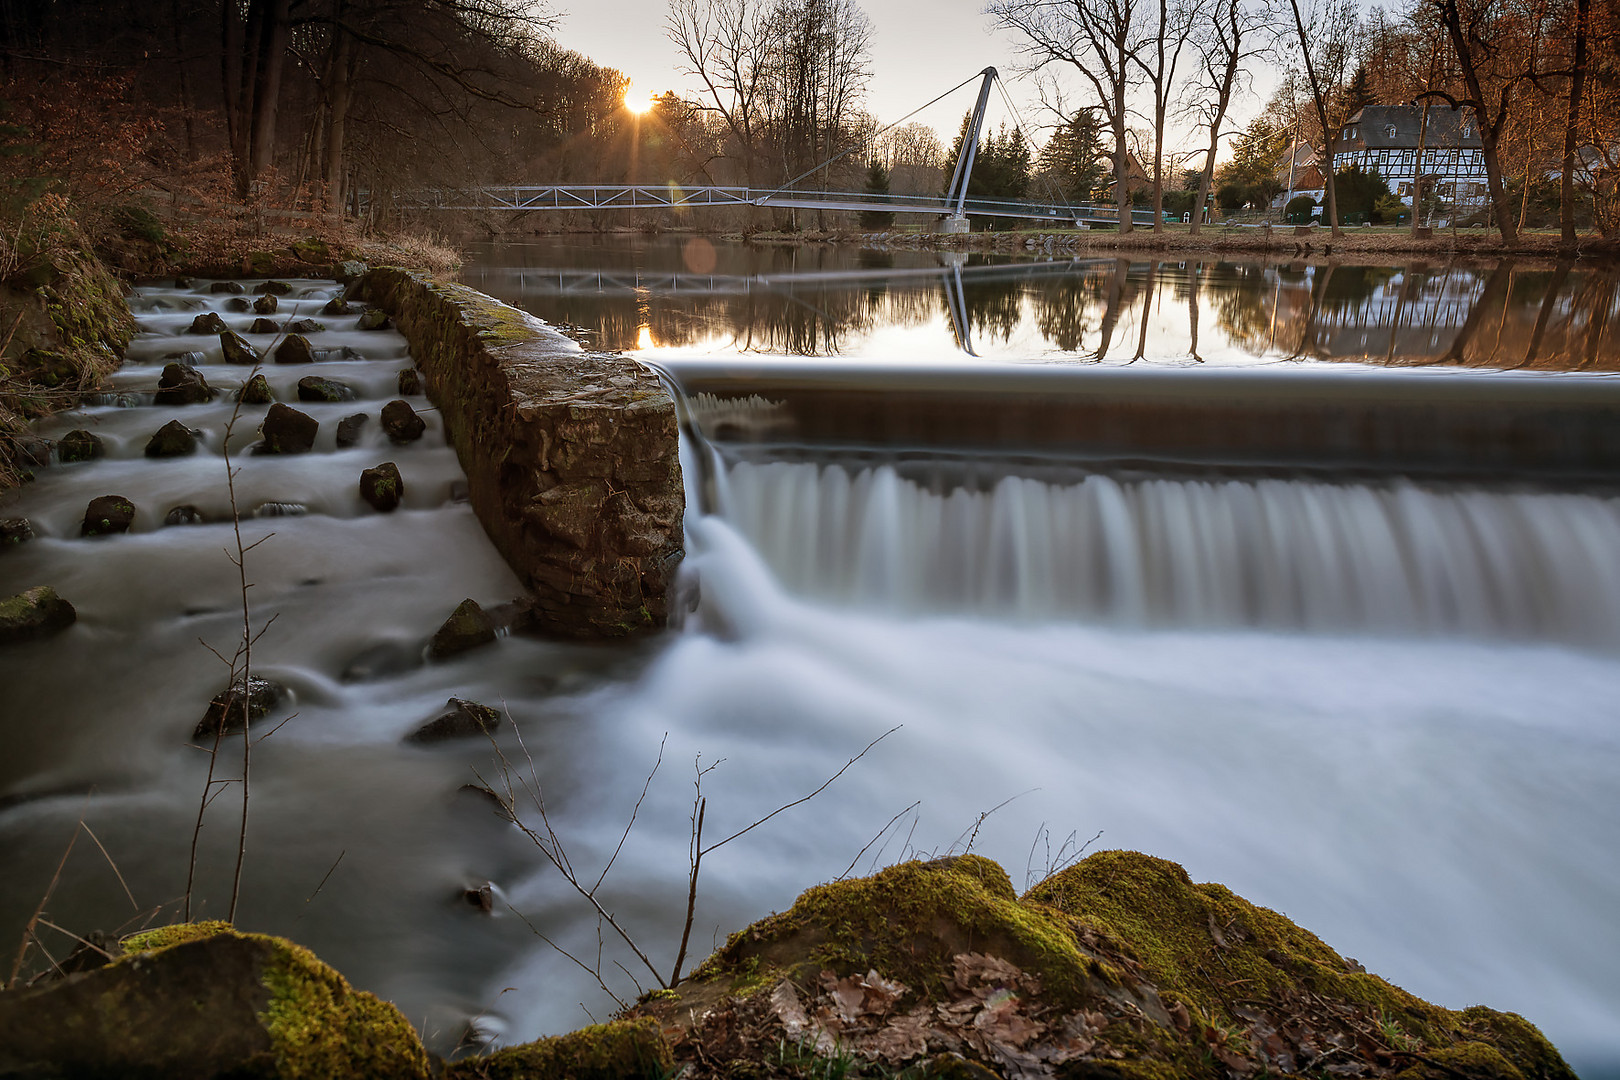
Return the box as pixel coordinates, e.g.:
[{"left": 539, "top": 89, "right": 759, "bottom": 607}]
[{"left": 0, "top": 245, "right": 1617, "bottom": 1076}]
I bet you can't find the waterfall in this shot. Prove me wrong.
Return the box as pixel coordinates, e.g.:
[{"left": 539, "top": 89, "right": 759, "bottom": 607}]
[{"left": 711, "top": 457, "right": 1620, "bottom": 643}]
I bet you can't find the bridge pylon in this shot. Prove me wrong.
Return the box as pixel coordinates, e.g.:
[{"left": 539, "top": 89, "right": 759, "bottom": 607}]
[{"left": 939, "top": 67, "right": 999, "bottom": 234}]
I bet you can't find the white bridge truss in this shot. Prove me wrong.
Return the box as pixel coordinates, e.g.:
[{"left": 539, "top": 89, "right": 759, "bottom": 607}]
[{"left": 391, "top": 184, "right": 1165, "bottom": 227}]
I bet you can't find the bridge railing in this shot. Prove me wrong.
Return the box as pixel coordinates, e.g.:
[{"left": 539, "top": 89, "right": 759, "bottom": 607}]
[{"left": 387, "top": 184, "right": 1167, "bottom": 226}]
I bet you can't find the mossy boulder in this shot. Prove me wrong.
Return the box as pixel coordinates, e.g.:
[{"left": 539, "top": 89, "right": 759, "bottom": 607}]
[
  {"left": 154, "top": 362, "right": 214, "bottom": 405},
  {"left": 360, "top": 461, "right": 404, "bottom": 512},
  {"left": 321, "top": 297, "right": 353, "bottom": 316},
  {"left": 188, "top": 311, "right": 229, "bottom": 335},
  {"left": 405, "top": 697, "right": 501, "bottom": 744},
  {"left": 144, "top": 419, "right": 199, "bottom": 457},
  {"left": 0, "top": 585, "right": 76, "bottom": 644},
  {"left": 297, "top": 376, "right": 356, "bottom": 403},
  {"left": 210, "top": 280, "right": 246, "bottom": 295},
  {"left": 290, "top": 237, "right": 332, "bottom": 263},
  {"left": 255, "top": 280, "right": 294, "bottom": 296},
  {"left": 57, "top": 428, "right": 105, "bottom": 463},
  {"left": 250, "top": 316, "right": 282, "bottom": 334},
  {"left": 227, "top": 296, "right": 253, "bottom": 312},
  {"left": 239, "top": 373, "right": 276, "bottom": 405},
  {"left": 445, "top": 1019, "right": 671, "bottom": 1080},
  {"left": 0, "top": 922, "right": 429, "bottom": 1079},
  {"left": 380, "top": 399, "right": 425, "bottom": 443},
  {"left": 257, "top": 403, "right": 319, "bottom": 454},
  {"left": 164, "top": 505, "right": 207, "bottom": 526},
  {"left": 427, "top": 598, "right": 497, "bottom": 660},
  {"left": 397, "top": 367, "right": 422, "bottom": 396},
  {"left": 274, "top": 334, "right": 315, "bottom": 365},
  {"left": 357, "top": 308, "right": 391, "bottom": 331},
  {"left": 82, "top": 494, "right": 135, "bottom": 536},
  {"left": 637, "top": 852, "right": 1574, "bottom": 1080},
  {"left": 254, "top": 293, "right": 279, "bottom": 315},
  {"left": 288, "top": 318, "right": 327, "bottom": 334},
  {"left": 221, "top": 329, "right": 261, "bottom": 365}
]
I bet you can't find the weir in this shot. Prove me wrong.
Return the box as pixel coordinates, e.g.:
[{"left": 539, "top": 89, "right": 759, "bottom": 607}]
[{"left": 2, "top": 249, "right": 1618, "bottom": 1074}]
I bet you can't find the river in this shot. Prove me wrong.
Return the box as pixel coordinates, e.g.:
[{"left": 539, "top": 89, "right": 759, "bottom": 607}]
[{"left": 2, "top": 237, "right": 1617, "bottom": 1076}]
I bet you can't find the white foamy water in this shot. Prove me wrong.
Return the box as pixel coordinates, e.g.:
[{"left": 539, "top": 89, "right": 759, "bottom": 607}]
[
  {"left": 714, "top": 457, "right": 1620, "bottom": 646},
  {"left": 494, "top": 510, "right": 1620, "bottom": 1075}
]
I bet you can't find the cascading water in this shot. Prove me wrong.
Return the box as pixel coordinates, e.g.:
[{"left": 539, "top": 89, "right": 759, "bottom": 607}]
[
  {"left": 3, "top": 250, "right": 1619, "bottom": 1077},
  {"left": 711, "top": 456, "right": 1620, "bottom": 645}
]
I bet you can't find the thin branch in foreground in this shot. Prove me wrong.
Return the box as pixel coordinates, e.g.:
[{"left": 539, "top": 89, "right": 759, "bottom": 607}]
[{"left": 838, "top": 800, "right": 922, "bottom": 881}]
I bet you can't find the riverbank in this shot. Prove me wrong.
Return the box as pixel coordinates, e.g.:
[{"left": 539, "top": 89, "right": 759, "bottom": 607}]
[{"left": 815, "top": 224, "right": 1620, "bottom": 262}]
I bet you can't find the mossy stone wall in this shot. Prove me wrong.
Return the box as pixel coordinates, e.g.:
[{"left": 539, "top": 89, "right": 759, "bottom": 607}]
[{"left": 353, "top": 268, "right": 684, "bottom": 639}]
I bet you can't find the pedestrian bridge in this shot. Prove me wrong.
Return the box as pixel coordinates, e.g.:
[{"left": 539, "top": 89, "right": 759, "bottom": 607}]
[{"left": 392, "top": 184, "right": 1164, "bottom": 228}]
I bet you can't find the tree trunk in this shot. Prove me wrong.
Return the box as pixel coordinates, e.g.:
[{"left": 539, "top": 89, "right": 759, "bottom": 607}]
[
  {"left": 1190, "top": 51, "right": 1241, "bottom": 237},
  {"left": 1286, "top": 0, "right": 1341, "bottom": 236},
  {"left": 1113, "top": 69, "right": 1132, "bottom": 234},
  {"left": 246, "top": 0, "right": 292, "bottom": 197},
  {"left": 325, "top": 24, "right": 354, "bottom": 216},
  {"left": 1436, "top": 0, "right": 1519, "bottom": 243},
  {"left": 1561, "top": 0, "right": 1590, "bottom": 244}
]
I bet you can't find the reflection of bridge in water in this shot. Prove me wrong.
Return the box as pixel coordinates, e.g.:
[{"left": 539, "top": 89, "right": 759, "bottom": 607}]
[{"left": 478, "top": 257, "right": 1111, "bottom": 355}]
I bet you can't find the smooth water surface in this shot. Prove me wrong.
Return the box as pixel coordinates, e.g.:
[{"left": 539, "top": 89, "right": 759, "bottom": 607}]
[{"left": 462, "top": 235, "right": 1620, "bottom": 370}]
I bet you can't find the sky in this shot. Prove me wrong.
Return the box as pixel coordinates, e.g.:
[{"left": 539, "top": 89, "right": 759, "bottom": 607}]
[{"left": 545, "top": 0, "right": 1278, "bottom": 158}]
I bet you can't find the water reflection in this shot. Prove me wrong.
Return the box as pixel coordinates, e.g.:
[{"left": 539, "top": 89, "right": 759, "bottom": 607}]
[{"left": 462, "top": 238, "right": 1620, "bottom": 370}]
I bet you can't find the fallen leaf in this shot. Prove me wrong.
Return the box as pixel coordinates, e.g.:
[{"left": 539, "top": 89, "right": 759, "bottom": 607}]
[{"left": 772, "top": 980, "right": 811, "bottom": 1035}]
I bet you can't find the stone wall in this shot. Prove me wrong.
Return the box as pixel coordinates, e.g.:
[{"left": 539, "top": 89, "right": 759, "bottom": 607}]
[{"left": 353, "top": 268, "right": 683, "bottom": 639}]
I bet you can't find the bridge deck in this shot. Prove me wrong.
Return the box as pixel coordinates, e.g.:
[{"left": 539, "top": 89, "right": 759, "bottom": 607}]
[{"left": 392, "top": 185, "right": 1164, "bottom": 226}]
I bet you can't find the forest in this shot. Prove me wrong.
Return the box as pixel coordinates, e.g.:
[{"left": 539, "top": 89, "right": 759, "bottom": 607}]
[{"left": 0, "top": 0, "right": 1615, "bottom": 242}]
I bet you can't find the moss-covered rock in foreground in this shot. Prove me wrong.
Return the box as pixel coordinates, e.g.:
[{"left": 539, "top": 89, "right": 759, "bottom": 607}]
[
  {"left": 445, "top": 1018, "right": 673, "bottom": 1080},
  {"left": 634, "top": 851, "right": 1573, "bottom": 1080},
  {"left": 0, "top": 921, "right": 428, "bottom": 1079}
]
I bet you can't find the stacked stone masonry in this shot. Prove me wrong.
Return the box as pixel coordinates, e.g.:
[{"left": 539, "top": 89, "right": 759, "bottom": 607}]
[{"left": 353, "top": 268, "right": 684, "bottom": 639}]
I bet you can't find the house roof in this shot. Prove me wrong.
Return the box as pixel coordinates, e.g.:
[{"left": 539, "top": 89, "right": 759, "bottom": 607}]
[{"left": 1334, "top": 105, "right": 1483, "bottom": 153}]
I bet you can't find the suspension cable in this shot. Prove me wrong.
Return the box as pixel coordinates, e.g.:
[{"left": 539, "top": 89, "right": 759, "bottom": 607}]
[
  {"left": 992, "top": 74, "right": 1083, "bottom": 220},
  {"left": 753, "top": 70, "right": 988, "bottom": 201}
]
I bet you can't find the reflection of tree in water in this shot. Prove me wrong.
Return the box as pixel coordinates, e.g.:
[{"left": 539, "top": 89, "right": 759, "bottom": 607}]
[
  {"left": 469, "top": 240, "right": 1619, "bottom": 368},
  {"left": 1029, "top": 272, "right": 1109, "bottom": 352},
  {"left": 961, "top": 276, "right": 1024, "bottom": 345}
]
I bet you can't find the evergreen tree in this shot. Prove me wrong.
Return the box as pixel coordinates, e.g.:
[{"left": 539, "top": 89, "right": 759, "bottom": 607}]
[
  {"left": 860, "top": 159, "right": 894, "bottom": 228},
  {"left": 1339, "top": 66, "right": 1377, "bottom": 115},
  {"left": 1034, "top": 108, "right": 1107, "bottom": 201}
]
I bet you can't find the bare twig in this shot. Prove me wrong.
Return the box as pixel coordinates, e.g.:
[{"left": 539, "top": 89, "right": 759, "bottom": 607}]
[
  {"left": 80, "top": 823, "right": 137, "bottom": 912},
  {"left": 9, "top": 823, "right": 80, "bottom": 987},
  {"left": 592, "top": 734, "right": 666, "bottom": 896},
  {"left": 838, "top": 801, "right": 922, "bottom": 881},
  {"left": 946, "top": 789, "right": 1036, "bottom": 857}
]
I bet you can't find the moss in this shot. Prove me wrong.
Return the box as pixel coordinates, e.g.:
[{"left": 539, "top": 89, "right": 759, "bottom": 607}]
[
  {"left": 1455, "top": 1008, "right": 1573, "bottom": 1079},
  {"left": 1394, "top": 1042, "right": 1526, "bottom": 1080},
  {"left": 118, "top": 922, "right": 429, "bottom": 1078},
  {"left": 446, "top": 1018, "right": 673, "bottom": 1080},
  {"left": 120, "top": 920, "right": 235, "bottom": 953},
  {"left": 259, "top": 936, "right": 429, "bottom": 1079},
  {"left": 693, "top": 855, "right": 1098, "bottom": 1009}
]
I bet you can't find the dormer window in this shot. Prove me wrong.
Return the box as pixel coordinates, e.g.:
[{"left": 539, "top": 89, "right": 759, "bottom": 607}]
[
  {"left": 1463, "top": 122, "right": 1473, "bottom": 137},
  {"left": 1385, "top": 124, "right": 1398, "bottom": 138}
]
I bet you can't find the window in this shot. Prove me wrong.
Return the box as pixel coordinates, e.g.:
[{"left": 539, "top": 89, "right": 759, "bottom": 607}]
[{"left": 1385, "top": 124, "right": 1398, "bottom": 138}]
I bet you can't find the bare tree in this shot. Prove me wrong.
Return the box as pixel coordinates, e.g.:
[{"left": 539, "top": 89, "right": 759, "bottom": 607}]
[
  {"left": 988, "top": 0, "right": 1147, "bottom": 232},
  {"left": 667, "top": 0, "right": 777, "bottom": 186},
  {"left": 1283, "top": 0, "right": 1357, "bottom": 234},
  {"left": 1428, "top": 0, "right": 1546, "bottom": 242},
  {"left": 1184, "top": 0, "right": 1275, "bottom": 234},
  {"left": 1132, "top": 0, "right": 1195, "bottom": 231}
]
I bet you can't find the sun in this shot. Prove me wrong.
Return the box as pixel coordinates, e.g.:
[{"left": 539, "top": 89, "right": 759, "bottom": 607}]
[{"left": 624, "top": 84, "right": 656, "bottom": 115}]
